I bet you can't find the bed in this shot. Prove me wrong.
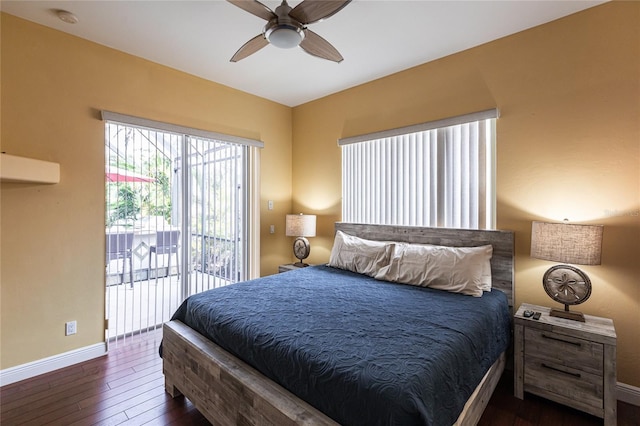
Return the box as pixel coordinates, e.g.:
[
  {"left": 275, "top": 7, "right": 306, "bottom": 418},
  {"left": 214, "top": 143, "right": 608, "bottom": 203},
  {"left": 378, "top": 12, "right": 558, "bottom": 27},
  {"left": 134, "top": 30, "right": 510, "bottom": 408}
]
[{"left": 162, "top": 223, "right": 515, "bottom": 425}]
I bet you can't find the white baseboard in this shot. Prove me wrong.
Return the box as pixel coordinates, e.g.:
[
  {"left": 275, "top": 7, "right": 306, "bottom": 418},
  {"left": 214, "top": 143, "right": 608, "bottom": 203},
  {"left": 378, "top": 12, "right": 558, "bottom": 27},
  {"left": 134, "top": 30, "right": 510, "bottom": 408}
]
[
  {"left": 0, "top": 342, "right": 107, "bottom": 387},
  {"left": 618, "top": 382, "right": 640, "bottom": 406}
]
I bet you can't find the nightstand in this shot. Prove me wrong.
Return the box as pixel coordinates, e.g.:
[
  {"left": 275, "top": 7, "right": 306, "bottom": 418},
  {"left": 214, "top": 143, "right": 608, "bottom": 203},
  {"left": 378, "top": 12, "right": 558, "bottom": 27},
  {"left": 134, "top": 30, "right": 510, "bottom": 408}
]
[
  {"left": 278, "top": 263, "right": 305, "bottom": 273},
  {"left": 514, "top": 303, "right": 617, "bottom": 425}
]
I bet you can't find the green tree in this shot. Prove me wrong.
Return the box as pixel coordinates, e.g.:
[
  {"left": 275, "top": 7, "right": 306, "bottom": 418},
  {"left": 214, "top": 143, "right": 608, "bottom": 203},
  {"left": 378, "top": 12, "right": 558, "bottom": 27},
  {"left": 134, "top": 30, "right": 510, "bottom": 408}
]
[
  {"left": 141, "top": 154, "right": 172, "bottom": 222},
  {"left": 109, "top": 185, "right": 140, "bottom": 225}
]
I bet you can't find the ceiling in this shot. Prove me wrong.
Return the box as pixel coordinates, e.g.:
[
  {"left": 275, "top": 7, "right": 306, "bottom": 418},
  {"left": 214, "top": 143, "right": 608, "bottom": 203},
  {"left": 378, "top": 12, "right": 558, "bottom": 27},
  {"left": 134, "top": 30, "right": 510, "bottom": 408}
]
[{"left": 1, "top": 0, "right": 606, "bottom": 107}]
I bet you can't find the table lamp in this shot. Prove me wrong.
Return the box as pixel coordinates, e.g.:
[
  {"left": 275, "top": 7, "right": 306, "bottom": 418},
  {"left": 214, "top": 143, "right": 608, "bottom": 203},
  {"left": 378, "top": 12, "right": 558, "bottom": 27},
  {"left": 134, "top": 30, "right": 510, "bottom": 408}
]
[
  {"left": 530, "top": 220, "right": 603, "bottom": 322},
  {"left": 285, "top": 213, "right": 316, "bottom": 267}
]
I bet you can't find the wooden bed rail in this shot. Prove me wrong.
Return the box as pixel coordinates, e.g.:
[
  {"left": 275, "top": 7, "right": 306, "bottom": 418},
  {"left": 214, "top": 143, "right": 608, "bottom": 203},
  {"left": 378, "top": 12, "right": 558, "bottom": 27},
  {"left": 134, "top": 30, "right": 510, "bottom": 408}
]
[{"left": 163, "top": 320, "right": 338, "bottom": 426}]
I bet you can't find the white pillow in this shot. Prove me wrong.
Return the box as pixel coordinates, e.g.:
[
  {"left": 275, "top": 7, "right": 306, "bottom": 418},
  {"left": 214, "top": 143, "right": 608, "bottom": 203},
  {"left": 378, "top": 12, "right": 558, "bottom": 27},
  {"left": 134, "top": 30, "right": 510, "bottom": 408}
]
[
  {"left": 392, "top": 243, "right": 492, "bottom": 291},
  {"left": 374, "top": 243, "right": 493, "bottom": 297},
  {"left": 480, "top": 255, "right": 492, "bottom": 292},
  {"left": 328, "top": 231, "right": 394, "bottom": 277}
]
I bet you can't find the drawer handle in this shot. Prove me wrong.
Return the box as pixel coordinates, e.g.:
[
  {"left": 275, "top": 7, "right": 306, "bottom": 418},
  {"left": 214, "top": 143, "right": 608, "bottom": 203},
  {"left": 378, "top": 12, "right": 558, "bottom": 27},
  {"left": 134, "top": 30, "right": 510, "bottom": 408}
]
[
  {"left": 541, "top": 333, "right": 581, "bottom": 347},
  {"left": 541, "top": 363, "right": 582, "bottom": 378}
]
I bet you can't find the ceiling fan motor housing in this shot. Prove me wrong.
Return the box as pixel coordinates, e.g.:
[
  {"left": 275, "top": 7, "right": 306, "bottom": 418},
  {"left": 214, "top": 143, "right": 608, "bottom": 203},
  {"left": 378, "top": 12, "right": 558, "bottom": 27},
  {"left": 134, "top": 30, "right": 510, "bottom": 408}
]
[{"left": 264, "top": 2, "right": 305, "bottom": 49}]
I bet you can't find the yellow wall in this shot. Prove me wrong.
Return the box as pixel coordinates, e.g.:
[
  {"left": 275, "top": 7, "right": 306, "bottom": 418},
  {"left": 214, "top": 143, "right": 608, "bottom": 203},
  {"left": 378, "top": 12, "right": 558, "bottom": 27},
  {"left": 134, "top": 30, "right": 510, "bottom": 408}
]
[
  {"left": 0, "top": 13, "right": 292, "bottom": 368},
  {"left": 292, "top": 2, "right": 639, "bottom": 386}
]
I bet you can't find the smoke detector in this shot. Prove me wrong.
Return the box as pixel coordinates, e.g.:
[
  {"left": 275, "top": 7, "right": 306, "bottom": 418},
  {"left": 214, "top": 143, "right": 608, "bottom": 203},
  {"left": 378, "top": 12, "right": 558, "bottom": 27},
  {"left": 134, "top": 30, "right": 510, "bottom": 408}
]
[{"left": 56, "top": 10, "right": 78, "bottom": 24}]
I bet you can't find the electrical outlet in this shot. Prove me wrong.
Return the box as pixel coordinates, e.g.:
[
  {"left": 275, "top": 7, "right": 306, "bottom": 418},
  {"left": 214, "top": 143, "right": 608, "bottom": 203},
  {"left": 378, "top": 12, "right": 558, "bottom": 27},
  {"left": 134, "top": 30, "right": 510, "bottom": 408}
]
[
  {"left": 65, "top": 321, "right": 77, "bottom": 336},
  {"left": 270, "top": 225, "right": 275, "bottom": 234}
]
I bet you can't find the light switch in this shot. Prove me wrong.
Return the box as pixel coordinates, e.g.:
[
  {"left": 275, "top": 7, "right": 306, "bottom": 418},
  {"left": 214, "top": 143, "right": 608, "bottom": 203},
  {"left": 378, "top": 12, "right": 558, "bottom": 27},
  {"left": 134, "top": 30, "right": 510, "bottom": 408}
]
[
  {"left": 268, "top": 200, "right": 274, "bottom": 210},
  {"left": 270, "top": 225, "right": 275, "bottom": 234}
]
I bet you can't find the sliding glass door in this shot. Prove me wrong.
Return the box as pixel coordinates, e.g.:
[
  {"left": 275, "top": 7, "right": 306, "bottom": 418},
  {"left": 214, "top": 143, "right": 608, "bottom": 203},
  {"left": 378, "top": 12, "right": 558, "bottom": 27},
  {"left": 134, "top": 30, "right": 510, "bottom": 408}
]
[
  {"left": 182, "top": 137, "right": 248, "bottom": 296},
  {"left": 104, "top": 120, "right": 253, "bottom": 345}
]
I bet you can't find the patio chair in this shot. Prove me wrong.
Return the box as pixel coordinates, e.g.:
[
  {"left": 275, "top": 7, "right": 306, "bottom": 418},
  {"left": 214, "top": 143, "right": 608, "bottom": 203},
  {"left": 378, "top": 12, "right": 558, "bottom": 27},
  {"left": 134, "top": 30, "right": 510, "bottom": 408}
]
[
  {"left": 149, "top": 230, "right": 181, "bottom": 280},
  {"left": 106, "top": 232, "right": 134, "bottom": 288}
]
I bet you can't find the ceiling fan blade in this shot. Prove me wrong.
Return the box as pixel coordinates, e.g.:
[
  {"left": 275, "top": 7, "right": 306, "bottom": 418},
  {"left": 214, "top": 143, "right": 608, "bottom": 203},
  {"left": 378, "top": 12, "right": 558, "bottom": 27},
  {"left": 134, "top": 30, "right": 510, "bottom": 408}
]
[
  {"left": 227, "top": 0, "right": 276, "bottom": 21},
  {"left": 300, "top": 29, "right": 343, "bottom": 63},
  {"left": 289, "top": 0, "right": 351, "bottom": 25},
  {"left": 230, "top": 34, "right": 269, "bottom": 62}
]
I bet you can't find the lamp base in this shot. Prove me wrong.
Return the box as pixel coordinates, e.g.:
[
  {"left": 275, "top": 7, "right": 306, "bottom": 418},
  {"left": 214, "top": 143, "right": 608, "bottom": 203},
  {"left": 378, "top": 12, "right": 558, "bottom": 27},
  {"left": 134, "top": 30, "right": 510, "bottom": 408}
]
[
  {"left": 291, "top": 236, "right": 311, "bottom": 266},
  {"left": 549, "top": 306, "right": 585, "bottom": 322}
]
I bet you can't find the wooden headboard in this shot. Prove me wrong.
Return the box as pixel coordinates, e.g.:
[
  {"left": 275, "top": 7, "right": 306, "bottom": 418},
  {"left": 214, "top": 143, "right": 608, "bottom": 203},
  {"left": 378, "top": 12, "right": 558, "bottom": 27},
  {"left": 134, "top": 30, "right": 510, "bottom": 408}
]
[{"left": 335, "top": 222, "right": 515, "bottom": 307}]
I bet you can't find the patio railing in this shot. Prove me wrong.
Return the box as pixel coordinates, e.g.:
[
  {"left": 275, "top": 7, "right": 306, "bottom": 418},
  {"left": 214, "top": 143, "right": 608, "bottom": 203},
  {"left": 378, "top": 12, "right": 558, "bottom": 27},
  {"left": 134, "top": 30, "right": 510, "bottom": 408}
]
[{"left": 191, "top": 233, "right": 241, "bottom": 282}]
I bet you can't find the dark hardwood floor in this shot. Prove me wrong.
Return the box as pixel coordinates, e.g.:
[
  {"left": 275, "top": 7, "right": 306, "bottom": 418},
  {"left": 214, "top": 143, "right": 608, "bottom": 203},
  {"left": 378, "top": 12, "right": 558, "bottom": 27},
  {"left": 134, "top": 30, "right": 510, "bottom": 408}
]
[{"left": 1, "top": 328, "right": 638, "bottom": 425}]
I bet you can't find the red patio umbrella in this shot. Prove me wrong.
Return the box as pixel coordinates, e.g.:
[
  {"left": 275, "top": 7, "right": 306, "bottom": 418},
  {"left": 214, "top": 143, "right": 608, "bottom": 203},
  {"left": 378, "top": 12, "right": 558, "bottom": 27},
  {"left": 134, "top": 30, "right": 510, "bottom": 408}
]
[{"left": 106, "top": 166, "right": 155, "bottom": 183}]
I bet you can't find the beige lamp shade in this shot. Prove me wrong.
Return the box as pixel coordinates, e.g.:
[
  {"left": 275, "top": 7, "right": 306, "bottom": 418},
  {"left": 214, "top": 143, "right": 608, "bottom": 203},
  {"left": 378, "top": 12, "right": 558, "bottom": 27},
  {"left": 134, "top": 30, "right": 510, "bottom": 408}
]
[
  {"left": 531, "top": 221, "right": 603, "bottom": 265},
  {"left": 285, "top": 214, "right": 316, "bottom": 237}
]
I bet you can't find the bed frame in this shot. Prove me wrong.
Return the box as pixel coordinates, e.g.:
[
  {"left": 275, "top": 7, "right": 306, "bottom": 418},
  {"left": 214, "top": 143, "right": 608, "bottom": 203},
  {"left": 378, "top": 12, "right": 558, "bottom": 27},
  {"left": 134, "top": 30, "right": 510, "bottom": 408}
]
[{"left": 163, "top": 223, "right": 515, "bottom": 425}]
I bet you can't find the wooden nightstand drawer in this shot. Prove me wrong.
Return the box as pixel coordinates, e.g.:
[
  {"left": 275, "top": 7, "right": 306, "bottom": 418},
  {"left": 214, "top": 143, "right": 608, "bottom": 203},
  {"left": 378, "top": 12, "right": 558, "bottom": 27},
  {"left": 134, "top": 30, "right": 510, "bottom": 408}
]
[
  {"left": 514, "top": 303, "right": 617, "bottom": 425},
  {"left": 524, "top": 356, "right": 603, "bottom": 412},
  {"left": 524, "top": 328, "right": 603, "bottom": 375}
]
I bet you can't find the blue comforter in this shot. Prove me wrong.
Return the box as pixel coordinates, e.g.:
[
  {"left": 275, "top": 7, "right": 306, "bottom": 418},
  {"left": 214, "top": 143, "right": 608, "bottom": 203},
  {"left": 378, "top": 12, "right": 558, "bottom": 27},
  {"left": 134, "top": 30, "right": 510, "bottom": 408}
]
[{"left": 169, "top": 265, "right": 511, "bottom": 426}]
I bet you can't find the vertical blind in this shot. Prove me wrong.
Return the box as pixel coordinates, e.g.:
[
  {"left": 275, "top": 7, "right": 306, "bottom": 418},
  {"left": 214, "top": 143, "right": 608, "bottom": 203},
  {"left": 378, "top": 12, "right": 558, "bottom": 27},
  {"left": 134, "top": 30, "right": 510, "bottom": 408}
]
[{"left": 340, "top": 110, "right": 497, "bottom": 230}]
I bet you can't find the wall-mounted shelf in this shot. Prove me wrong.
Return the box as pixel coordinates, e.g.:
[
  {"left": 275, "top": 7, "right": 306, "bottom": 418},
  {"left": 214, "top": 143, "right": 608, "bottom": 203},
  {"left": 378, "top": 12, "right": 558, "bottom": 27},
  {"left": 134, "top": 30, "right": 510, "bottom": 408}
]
[{"left": 0, "top": 154, "right": 60, "bottom": 184}]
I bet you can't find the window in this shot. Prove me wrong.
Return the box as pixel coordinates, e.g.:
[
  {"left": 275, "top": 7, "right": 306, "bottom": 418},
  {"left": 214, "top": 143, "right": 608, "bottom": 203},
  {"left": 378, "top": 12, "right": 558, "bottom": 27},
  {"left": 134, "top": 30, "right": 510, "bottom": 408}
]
[{"left": 340, "top": 110, "right": 497, "bottom": 230}]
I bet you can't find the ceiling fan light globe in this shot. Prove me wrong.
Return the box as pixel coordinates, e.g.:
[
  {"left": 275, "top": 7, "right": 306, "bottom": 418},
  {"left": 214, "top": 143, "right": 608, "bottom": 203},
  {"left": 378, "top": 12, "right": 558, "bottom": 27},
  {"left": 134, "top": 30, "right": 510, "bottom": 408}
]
[{"left": 267, "top": 27, "right": 303, "bottom": 49}]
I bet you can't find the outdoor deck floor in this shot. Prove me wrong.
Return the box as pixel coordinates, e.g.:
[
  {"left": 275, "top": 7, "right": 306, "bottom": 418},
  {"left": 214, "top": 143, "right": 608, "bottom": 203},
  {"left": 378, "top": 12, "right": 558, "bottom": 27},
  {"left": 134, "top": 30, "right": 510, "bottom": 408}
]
[{"left": 106, "top": 271, "right": 230, "bottom": 342}]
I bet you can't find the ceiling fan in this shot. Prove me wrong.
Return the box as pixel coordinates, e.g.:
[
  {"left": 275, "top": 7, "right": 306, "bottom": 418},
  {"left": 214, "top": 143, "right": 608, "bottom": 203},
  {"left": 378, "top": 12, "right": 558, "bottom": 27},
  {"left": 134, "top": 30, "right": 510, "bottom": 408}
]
[{"left": 228, "top": 0, "right": 351, "bottom": 63}]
